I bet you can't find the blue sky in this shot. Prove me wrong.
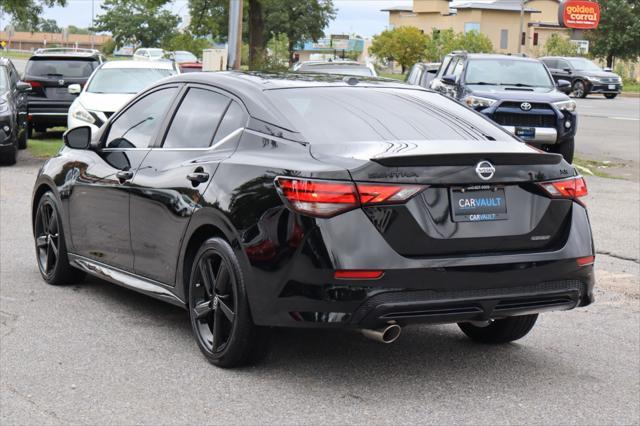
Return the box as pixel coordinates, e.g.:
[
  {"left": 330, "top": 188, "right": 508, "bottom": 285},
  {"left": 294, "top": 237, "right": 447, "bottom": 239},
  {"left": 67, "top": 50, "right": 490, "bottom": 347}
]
[{"left": 15, "top": 0, "right": 412, "bottom": 37}]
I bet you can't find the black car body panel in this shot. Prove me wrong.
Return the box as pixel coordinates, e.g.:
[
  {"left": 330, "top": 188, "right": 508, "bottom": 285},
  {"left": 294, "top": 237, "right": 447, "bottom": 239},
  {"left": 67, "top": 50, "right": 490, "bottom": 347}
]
[
  {"left": 24, "top": 49, "right": 104, "bottom": 129},
  {"left": 541, "top": 56, "right": 622, "bottom": 96},
  {"left": 428, "top": 54, "right": 577, "bottom": 146},
  {"left": 32, "top": 72, "right": 594, "bottom": 333},
  {"left": 0, "top": 57, "right": 29, "bottom": 158}
]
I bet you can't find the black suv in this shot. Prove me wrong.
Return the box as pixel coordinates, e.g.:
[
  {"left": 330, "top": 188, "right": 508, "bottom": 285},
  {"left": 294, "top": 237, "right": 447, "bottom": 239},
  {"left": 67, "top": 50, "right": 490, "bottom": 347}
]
[
  {"left": 0, "top": 57, "right": 31, "bottom": 165},
  {"left": 430, "top": 53, "right": 577, "bottom": 162},
  {"left": 23, "top": 48, "right": 104, "bottom": 135},
  {"left": 540, "top": 56, "right": 622, "bottom": 99}
]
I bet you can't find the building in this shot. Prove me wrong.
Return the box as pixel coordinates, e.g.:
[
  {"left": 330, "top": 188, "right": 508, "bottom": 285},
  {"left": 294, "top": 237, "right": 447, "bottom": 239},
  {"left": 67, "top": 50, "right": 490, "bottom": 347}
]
[
  {"left": 0, "top": 31, "right": 111, "bottom": 52},
  {"left": 293, "top": 35, "right": 366, "bottom": 62},
  {"left": 382, "top": 0, "right": 575, "bottom": 56}
]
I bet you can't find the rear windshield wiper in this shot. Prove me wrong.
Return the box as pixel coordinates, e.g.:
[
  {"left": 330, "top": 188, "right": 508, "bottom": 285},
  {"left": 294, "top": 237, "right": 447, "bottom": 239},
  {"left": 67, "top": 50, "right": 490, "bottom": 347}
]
[{"left": 45, "top": 73, "right": 64, "bottom": 77}]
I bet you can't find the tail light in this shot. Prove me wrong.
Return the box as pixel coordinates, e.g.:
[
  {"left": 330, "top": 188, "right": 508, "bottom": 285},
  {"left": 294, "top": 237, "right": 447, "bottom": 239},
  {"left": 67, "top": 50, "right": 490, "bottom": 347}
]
[
  {"left": 275, "top": 177, "right": 426, "bottom": 218},
  {"left": 538, "top": 176, "right": 588, "bottom": 203},
  {"left": 25, "top": 81, "right": 42, "bottom": 88}
]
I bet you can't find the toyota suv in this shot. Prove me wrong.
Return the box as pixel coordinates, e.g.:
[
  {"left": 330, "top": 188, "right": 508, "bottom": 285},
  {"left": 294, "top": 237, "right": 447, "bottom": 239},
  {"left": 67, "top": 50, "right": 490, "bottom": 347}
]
[
  {"left": 23, "top": 48, "right": 105, "bottom": 135},
  {"left": 430, "top": 53, "right": 577, "bottom": 162}
]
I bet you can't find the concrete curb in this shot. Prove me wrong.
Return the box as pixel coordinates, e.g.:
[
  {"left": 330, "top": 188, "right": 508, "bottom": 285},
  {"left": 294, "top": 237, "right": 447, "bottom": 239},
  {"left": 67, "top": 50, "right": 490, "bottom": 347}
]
[{"left": 620, "top": 92, "right": 640, "bottom": 98}]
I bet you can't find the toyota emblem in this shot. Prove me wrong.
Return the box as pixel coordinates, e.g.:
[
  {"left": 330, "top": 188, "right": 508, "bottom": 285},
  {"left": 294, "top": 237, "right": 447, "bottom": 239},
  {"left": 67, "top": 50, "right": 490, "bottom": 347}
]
[
  {"left": 520, "top": 102, "right": 532, "bottom": 111},
  {"left": 475, "top": 161, "right": 495, "bottom": 181}
]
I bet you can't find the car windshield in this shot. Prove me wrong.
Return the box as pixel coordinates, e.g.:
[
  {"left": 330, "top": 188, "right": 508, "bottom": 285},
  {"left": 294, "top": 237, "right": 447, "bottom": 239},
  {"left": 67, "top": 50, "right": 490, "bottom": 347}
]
[
  {"left": 266, "top": 87, "right": 512, "bottom": 144},
  {"left": 0, "top": 67, "right": 8, "bottom": 92},
  {"left": 87, "top": 68, "right": 175, "bottom": 94},
  {"left": 148, "top": 49, "right": 164, "bottom": 58},
  {"left": 174, "top": 51, "right": 197, "bottom": 62},
  {"left": 567, "top": 58, "right": 602, "bottom": 71},
  {"left": 299, "top": 66, "right": 374, "bottom": 77},
  {"left": 465, "top": 59, "right": 554, "bottom": 88},
  {"left": 26, "top": 58, "right": 98, "bottom": 78}
]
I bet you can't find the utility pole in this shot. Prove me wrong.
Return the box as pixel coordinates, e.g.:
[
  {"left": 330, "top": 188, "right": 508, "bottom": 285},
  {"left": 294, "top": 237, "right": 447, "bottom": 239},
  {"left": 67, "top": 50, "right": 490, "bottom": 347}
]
[
  {"left": 91, "top": 0, "right": 95, "bottom": 49},
  {"left": 228, "top": 0, "right": 243, "bottom": 70},
  {"left": 517, "top": 0, "right": 524, "bottom": 53}
]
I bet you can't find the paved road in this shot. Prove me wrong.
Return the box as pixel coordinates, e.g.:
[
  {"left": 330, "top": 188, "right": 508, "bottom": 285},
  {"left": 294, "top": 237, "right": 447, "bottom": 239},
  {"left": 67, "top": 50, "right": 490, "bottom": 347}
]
[{"left": 1, "top": 154, "right": 638, "bottom": 425}]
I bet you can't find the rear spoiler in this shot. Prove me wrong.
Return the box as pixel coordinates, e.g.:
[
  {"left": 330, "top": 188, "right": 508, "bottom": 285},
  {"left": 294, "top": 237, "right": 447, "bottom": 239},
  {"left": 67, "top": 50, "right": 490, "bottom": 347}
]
[{"left": 371, "top": 152, "right": 563, "bottom": 167}]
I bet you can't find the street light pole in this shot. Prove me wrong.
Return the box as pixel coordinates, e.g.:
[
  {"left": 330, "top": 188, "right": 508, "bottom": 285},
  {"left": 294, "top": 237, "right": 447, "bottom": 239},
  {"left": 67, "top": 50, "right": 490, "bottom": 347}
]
[
  {"left": 517, "top": 0, "right": 524, "bottom": 53},
  {"left": 228, "top": 0, "right": 243, "bottom": 70}
]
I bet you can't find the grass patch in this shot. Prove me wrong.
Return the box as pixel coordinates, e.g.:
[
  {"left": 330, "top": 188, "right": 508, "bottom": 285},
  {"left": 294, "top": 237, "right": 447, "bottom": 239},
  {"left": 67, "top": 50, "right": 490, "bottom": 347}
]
[
  {"left": 623, "top": 82, "right": 640, "bottom": 93},
  {"left": 379, "top": 73, "right": 406, "bottom": 81},
  {"left": 573, "top": 156, "right": 625, "bottom": 179},
  {"left": 27, "top": 139, "right": 63, "bottom": 159},
  {"left": 0, "top": 51, "right": 31, "bottom": 59}
]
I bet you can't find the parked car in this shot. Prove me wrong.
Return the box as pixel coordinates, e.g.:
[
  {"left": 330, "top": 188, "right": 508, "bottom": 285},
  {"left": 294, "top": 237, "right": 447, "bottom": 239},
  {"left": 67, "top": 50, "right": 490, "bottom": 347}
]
[
  {"left": 540, "top": 56, "right": 623, "bottom": 99},
  {"left": 293, "top": 60, "right": 377, "bottom": 77},
  {"left": 171, "top": 50, "right": 203, "bottom": 73},
  {"left": 33, "top": 72, "right": 594, "bottom": 367},
  {"left": 406, "top": 62, "right": 441, "bottom": 87},
  {"left": 430, "top": 53, "right": 577, "bottom": 162},
  {"left": 133, "top": 48, "right": 167, "bottom": 61},
  {"left": 0, "top": 57, "right": 31, "bottom": 165},
  {"left": 23, "top": 48, "right": 105, "bottom": 135},
  {"left": 67, "top": 60, "right": 179, "bottom": 133}
]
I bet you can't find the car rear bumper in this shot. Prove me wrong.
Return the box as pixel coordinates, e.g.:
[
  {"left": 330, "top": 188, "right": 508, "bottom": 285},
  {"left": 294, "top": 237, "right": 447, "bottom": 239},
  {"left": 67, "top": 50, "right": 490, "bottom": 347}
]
[
  {"left": 28, "top": 100, "right": 72, "bottom": 127},
  {"left": 501, "top": 126, "right": 558, "bottom": 143}
]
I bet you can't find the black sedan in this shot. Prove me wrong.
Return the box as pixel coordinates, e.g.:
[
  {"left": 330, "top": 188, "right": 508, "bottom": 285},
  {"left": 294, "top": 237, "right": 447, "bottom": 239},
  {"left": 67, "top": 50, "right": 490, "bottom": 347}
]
[
  {"left": 31, "top": 72, "right": 595, "bottom": 367},
  {"left": 0, "top": 57, "right": 31, "bottom": 165}
]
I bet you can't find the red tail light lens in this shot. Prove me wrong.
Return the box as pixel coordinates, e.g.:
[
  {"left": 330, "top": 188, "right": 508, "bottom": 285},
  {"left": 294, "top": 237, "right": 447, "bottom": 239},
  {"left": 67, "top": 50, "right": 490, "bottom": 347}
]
[
  {"left": 576, "top": 255, "right": 595, "bottom": 266},
  {"left": 275, "top": 177, "right": 426, "bottom": 218},
  {"left": 538, "top": 176, "right": 588, "bottom": 200},
  {"left": 25, "top": 81, "right": 41, "bottom": 88},
  {"left": 335, "top": 270, "right": 384, "bottom": 280}
]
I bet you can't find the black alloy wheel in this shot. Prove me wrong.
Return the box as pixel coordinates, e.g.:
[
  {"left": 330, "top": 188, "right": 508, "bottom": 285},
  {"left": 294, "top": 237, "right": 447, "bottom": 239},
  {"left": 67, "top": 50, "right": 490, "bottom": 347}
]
[
  {"left": 572, "top": 80, "right": 587, "bottom": 98},
  {"left": 188, "top": 237, "right": 268, "bottom": 367},
  {"left": 34, "top": 192, "right": 84, "bottom": 284}
]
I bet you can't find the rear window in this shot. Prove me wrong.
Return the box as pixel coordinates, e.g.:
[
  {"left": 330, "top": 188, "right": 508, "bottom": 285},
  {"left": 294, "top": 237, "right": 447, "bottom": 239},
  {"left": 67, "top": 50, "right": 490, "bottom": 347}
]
[
  {"left": 87, "top": 67, "right": 175, "bottom": 94},
  {"left": 265, "top": 87, "right": 513, "bottom": 144},
  {"left": 26, "top": 58, "right": 98, "bottom": 78}
]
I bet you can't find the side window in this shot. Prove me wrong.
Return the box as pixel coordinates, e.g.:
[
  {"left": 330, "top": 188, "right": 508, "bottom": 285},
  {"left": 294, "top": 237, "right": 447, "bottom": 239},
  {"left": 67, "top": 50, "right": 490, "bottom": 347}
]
[
  {"left": 163, "top": 88, "right": 231, "bottom": 148},
  {"left": 444, "top": 57, "right": 459, "bottom": 76},
  {"left": 542, "top": 59, "right": 556, "bottom": 69},
  {"left": 557, "top": 59, "right": 570, "bottom": 70},
  {"left": 436, "top": 56, "right": 451, "bottom": 78},
  {"left": 8, "top": 66, "right": 18, "bottom": 87},
  {"left": 213, "top": 101, "right": 247, "bottom": 145},
  {"left": 105, "top": 87, "right": 177, "bottom": 148},
  {"left": 407, "top": 66, "right": 419, "bottom": 85},
  {"left": 451, "top": 59, "right": 464, "bottom": 80}
]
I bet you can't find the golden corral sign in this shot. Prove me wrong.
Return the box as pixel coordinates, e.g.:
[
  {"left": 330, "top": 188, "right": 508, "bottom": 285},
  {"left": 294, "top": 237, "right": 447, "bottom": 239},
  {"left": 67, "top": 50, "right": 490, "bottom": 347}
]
[{"left": 558, "top": 0, "right": 601, "bottom": 29}]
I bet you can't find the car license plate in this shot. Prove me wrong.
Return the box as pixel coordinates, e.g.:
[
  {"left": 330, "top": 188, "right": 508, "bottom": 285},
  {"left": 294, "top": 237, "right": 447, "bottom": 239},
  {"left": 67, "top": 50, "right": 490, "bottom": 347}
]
[
  {"left": 450, "top": 187, "right": 508, "bottom": 222},
  {"left": 515, "top": 127, "right": 536, "bottom": 139},
  {"left": 608, "top": 84, "right": 616, "bottom": 90}
]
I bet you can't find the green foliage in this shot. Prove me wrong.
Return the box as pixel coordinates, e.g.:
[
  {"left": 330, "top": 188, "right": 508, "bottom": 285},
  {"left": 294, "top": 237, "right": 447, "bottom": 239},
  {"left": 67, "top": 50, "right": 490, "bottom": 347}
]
[
  {"left": 424, "top": 29, "right": 493, "bottom": 61},
  {"left": 67, "top": 25, "right": 92, "bottom": 35},
  {"left": 0, "top": 0, "right": 65, "bottom": 28},
  {"left": 10, "top": 17, "right": 60, "bottom": 32},
  {"left": 370, "top": 26, "right": 428, "bottom": 72},
  {"left": 543, "top": 33, "right": 579, "bottom": 56},
  {"left": 93, "top": 0, "right": 180, "bottom": 47},
  {"left": 187, "top": 0, "right": 229, "bottom": 41},
  {"left": 101, "top": 39, "right": 116, "bottom": 55},
  {"left": 586, "top": 0, "right": 640, "bottom": 66},
  {"left": 162, "top": 31, "right": 212, "bottom": 57}
]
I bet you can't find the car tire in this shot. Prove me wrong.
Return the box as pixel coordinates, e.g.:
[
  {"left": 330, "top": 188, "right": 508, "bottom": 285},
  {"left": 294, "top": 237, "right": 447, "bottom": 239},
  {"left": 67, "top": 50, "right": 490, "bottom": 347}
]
[
  {"left": 18, "top": 125, "right": 28, "bottom": 149},
  {"left": 458, "top": 314, "right": 538, "bottom": 344},
  {"left": 34, "top": 191, "right": 85, "bottom": 285},
  {"left": 548, "top": 137, "right": 575, "bottom": 163},
  {"left": 572, "top": 80, "right": 588, "bottom": 98},
  {"left": 188, "top": 237, "right": 269, "bottom": 368},
  {"left": 0, "top": 139, "right": 17, "bottom": 166},
  {"left": 604, "top": 93, "right": 618, "bottom": 99}
]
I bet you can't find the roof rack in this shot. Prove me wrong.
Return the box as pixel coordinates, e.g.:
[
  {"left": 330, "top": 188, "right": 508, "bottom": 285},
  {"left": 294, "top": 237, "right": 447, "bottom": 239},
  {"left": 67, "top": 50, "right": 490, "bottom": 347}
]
[
  {"left": 34, "top": 48, "right": 102, "bottom": 56},
  {"left": 507, "top": 52, "right": 529, "bottom": 57},
  {"left": 450, "top": 50, "right": 468, "bottom": 55}
]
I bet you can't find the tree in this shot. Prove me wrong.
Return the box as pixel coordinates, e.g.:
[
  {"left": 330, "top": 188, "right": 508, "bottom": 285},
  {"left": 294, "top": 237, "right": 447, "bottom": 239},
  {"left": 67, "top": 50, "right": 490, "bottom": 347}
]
[
  {"left": 543, "top": 33, "right": 579, "bottom": 56},
  {"left": 38, "top": 18, "right": 60, "bottom": 33},
  {"left": 586, "top": 0, "right": 640, "bottom": 68},
  {"left": 162, "top": 31, "right": 212, "bottom": 57},
  {"left": 370, "top": 26, "right": 428, "bottom": 73},
  {"left": 93, "top": 0, "right": 180, "bottom": 47},
  {"left": 68, "top": 25, "right": 92, "bottom": 35},
  {"left": 0, "top": 0, "right": 65, "bottom": 28},
  {"left": 424, "top": 29, "right": 493, "bottom": 61}
]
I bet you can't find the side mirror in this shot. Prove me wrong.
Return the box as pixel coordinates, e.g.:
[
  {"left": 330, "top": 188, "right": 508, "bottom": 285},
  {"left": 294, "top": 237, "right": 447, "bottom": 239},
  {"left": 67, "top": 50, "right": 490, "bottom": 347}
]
[
  {"left": 16, "top": 81, "right": 31, "bottom": 92},
  {"left": 68, "top": 84, "right": 82, "bottom": 95},
  {"left": 63, "top": 126, "right": 91, "bottom": 150},
  {"left": 603, "top": 67, "right": 612, "bottom": 72},
  {"left": 557, "top": 79, "right": 571, "bottom": 94},
  {"left": 441, "top": 74, "right": 456, "bottom": 85}
]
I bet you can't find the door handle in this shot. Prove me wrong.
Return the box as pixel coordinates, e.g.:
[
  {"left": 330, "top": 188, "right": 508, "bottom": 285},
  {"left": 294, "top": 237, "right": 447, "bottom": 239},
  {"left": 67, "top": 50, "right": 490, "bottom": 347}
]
[
  {"left": 116, "top": 170, "right": 134, "bottom": 183},
  {"left": 187, "top": 171, "right": 210, "bottom": 186}
]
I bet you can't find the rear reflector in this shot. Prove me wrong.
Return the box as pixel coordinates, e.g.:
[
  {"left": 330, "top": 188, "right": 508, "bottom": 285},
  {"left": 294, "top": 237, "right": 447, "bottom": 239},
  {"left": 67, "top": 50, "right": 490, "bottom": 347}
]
[
  {"left": 335, "top": 270, "right": 384, "bottom": 280},
  {"left": 275, "top": 177, "right": 426, "bottom": 218},
  {"left": 576, "top": 255, "right": 595, "bottom": 266},
  {"left": 538, "top": 176, "right": 588, "bottom": 200}
]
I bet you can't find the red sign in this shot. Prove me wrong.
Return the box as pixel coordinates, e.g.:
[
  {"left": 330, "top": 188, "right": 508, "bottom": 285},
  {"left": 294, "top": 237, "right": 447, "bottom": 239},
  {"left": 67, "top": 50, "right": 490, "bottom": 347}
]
[{"left": 559, "top": 0, "right": 601, "bottom": 29}]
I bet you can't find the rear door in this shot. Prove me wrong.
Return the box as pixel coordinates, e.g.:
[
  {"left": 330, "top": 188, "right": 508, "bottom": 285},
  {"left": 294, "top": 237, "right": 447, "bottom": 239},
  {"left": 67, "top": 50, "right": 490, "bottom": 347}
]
[{"left": 130, "top": 85, "right": 248, "bottom": 285}]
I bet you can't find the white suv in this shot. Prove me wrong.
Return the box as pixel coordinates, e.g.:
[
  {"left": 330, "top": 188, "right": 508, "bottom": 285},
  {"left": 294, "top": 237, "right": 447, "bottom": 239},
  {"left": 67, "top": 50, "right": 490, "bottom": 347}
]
[{"left": 133, "top": 48, "right": 167, "bottom": 61}]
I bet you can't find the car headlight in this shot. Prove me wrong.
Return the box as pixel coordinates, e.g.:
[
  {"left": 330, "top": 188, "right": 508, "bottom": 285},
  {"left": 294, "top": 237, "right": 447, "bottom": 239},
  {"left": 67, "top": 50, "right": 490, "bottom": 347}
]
[
  {"left": 553, "top": 100, "right": 577, "bottom": 112},
  {"left": 71, "top": 105, "right": 95, "bottom": 124},
  {"left": 463, "top": 95, "right": 497, "bottom": 109},
  {"left": 586, "top": 76, "right": 601, "bottom": 83}
]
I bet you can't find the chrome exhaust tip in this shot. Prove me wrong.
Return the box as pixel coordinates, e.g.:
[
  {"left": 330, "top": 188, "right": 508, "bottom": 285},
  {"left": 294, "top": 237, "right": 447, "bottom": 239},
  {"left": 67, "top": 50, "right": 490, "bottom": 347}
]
[{"left": 361, "top": 324, "right": 402, "bottom": 344}]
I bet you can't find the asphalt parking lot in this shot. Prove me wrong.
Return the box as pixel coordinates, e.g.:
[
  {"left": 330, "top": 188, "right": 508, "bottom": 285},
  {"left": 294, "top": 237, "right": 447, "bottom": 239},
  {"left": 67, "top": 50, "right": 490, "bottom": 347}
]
[{"left": 1, "top": 153, "right": 639, "bottom": 424}]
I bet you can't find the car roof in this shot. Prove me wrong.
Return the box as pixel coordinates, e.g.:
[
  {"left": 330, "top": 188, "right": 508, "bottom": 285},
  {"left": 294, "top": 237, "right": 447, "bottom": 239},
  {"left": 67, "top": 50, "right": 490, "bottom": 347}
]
[
  {"left": 29, "top": 48, "right": 102, "bottom": 59},
  {"left": 459, "top": 53, "right": 539, "bottom": 62},
  {"left": 101, "top": 60, "right": 176, "bottom": 70}
]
